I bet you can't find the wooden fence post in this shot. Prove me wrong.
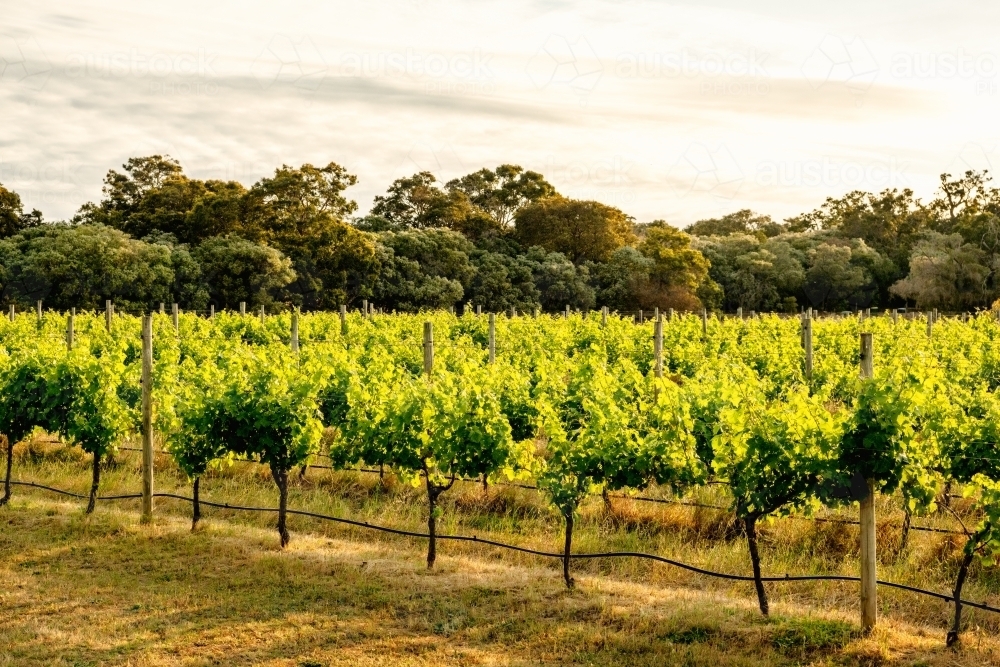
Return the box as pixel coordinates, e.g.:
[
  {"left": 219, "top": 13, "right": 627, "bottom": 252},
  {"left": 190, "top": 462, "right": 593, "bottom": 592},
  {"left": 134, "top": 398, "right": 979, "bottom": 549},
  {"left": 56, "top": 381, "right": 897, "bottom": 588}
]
[
  {"left": 209, "top": 304, "right": 215, "bottom": 321},
  {"left": 141, "top": 314, "right": 154, "bottom": 524},
  {"left": 859, "top": 332, "right": 877, "bottom": 633},
  {"left": 654, "top": 314, "right": 663, "bottom": 379},
  {"left": 488, "top": 313, "right": 496, "bottom": 364},
  {"left": 8, "top": 305, "right": 13, "bottom": 322},
  {"left": 36, "top": 300, "right": 42, "bottom": 321},
  {"left": 362, "top": 300, "right": 368, "bottom": 318},
  {"left": 239, "top": 302, "right": 246, "bottom": 316},
  {"left": 66, "top": 313, "right": 74, "bottom": 351},
  {"left": 159, "top": 302, "right": 165, "bottom": 315},
  {"left": 926, "top": 311, "right": 933, "bottom": 339},
  {"left": 291, "top": 309, "right": 299, "bottom": 353},
  {"left": 564, "top": 305, "right": 570, "bottom": 319},
  {"left": 172, "top": 303, "right": 179, "bottom": 331},
  {"left": 476, "top": 305, "right": 482, "bottom": 316},
  {"left": 423, "top": 321, "right": 434, "bottom": 378},
  {"left": 802, "top": 315, "right": 813, "bottom": 380},
  {"left": 737, "top": 307, "right": 743, "bottom": 320},
  {"left": 340, "top": 305, "right": 348, "bottom": 336}
]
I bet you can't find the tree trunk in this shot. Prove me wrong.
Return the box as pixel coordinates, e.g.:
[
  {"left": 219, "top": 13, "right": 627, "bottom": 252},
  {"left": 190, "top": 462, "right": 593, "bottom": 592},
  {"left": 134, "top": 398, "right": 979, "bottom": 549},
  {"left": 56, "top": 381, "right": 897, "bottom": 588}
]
[
  {"left": 947, "top": 550, "right": 976, "bottom": 646},
  {"left": 563, "top": 510, "right": 575, "bottom": 589},
  {"left": 745, "top": 515, "right": 768, "bottom": 616},
  {"left": 482, "top": 474, "right": 488, "bottom": 494},
  {"left": 86, "top": 450, "right": 101, "bottom": 514},
  {"left": 899, "top": 505, "right": 912, "bottom": 554},
  {"left": 298, "top": 463, "right": 307, "bottom": 481},
  {"left": 0, "top": 435, "right": 11, "bottom": 506},
  {"left": 191, "top": 476, "right": 201, "bottom": 531},
  {"left": 271, "top": 467, "right": 290, "bottom": 548},
  {"left": 602, "top": 487, "right": 612, "bottom": 513},
  {"left": 426, "top": 486, "right": 439, "bottom": 569}
]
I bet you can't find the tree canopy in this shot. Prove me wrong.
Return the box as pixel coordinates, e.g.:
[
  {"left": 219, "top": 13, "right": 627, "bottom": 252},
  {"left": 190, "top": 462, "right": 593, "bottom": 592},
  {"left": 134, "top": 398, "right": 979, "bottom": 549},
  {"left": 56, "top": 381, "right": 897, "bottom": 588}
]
[{"left": 0, "top": 156, "right": 996, "bottom": 314}]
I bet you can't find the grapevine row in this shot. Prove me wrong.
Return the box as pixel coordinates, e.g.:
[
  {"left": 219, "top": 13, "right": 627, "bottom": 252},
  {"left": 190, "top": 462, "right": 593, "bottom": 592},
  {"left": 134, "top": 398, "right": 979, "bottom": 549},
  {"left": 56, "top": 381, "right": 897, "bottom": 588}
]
[{"left": 2, "top": 307, "right": 1000, "bottom": 646}]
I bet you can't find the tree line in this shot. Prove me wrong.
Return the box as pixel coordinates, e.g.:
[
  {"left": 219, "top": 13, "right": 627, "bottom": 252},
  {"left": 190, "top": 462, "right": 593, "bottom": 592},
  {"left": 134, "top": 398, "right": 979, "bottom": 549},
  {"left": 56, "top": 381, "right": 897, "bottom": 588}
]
[{"left": 0, "top": 155, "right": 997, "bottom": 313}]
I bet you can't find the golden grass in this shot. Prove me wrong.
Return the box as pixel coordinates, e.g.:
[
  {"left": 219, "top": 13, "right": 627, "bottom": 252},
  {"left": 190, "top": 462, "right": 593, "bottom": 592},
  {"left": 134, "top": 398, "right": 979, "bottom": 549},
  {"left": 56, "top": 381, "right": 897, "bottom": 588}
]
[{"left": 2, "top": 440, "right": 1000, "bottom": 666}]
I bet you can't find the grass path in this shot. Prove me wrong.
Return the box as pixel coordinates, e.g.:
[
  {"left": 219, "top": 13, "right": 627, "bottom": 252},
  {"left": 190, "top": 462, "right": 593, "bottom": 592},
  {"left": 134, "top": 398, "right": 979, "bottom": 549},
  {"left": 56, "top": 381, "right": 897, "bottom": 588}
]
[
  {"left": 3, "top": 441, "right": 1000, "bottom": 665},
  {"left": 2, "top": 492, "right": 1000, "bottom": 666}
]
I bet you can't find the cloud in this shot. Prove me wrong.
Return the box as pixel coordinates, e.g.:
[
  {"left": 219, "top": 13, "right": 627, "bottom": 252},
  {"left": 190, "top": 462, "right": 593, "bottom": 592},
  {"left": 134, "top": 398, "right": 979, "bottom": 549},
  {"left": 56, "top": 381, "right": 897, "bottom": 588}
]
[{"left": 0, "top": 0, "right": 997, "bottom": 226}]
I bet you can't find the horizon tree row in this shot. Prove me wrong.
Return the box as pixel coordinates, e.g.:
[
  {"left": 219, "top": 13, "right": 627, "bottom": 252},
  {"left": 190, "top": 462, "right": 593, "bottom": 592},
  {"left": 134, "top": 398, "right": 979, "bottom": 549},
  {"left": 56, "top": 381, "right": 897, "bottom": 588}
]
[{"left": 1, "top": 157, "right": 999, "bottom": 315}]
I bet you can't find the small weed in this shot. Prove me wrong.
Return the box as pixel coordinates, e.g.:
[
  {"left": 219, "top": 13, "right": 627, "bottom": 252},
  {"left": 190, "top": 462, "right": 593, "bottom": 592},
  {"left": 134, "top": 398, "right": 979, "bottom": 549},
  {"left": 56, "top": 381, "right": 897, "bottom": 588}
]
[
  {"left": 663, "top": 624, "right": 715, "bottom": 644},
  {"left": 771, "top": 616, "right": 854, "bottom": 655}
]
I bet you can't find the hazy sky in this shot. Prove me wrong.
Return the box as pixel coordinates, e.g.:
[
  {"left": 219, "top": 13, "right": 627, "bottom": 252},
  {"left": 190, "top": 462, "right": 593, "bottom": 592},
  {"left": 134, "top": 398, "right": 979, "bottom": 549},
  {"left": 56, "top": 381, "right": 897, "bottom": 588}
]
[{"left": 2, "top": 0, "right": 999, "bottom": 225}]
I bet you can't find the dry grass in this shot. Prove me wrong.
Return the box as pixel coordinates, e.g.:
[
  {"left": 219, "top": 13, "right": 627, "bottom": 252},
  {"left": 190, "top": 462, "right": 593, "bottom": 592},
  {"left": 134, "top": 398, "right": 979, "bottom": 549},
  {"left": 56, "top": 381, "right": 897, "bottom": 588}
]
[{"left": 2, "top": 439, "right": 1000, "bottom": 666}]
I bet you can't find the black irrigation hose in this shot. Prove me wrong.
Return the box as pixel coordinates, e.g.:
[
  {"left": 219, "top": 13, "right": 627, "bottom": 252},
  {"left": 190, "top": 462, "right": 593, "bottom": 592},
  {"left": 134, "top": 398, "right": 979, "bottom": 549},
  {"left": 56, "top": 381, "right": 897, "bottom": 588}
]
[
  {"left": 111, "top": 447, "right": 968, "bottom": 535},
  {"left": 10, "top": 480, "right": 142, "bottom": 501},
  {"left": 11, "top": 479, "right": 1000, "bottom": 616}
]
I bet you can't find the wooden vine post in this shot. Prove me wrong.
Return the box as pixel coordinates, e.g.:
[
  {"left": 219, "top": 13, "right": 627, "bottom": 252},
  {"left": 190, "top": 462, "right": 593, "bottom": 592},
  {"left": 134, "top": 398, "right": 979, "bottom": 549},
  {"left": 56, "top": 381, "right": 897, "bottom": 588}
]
[
  {"left": 701, "top": 308, "right": 708, "bottom": 336},
  {"left": 141, "top": 314, "right": 154, "bottom": 524},
  {"left": 654, "top": 313, "right": 663, "bottom": 379},
  {"left": 36, "top": 300, "right": 42, "bottom": 321},
  {"left": 423, "top": 321, "right": 434, "bottom": 378},
  {"left": 926, "top": 311, "right": 933, "bottom": 339},
  {"left": 601, "top": 306, "right": 608, "bottom": 326},
  {"left": 339, "top": 305, "right": 347, "bottom": 336},
  {"left": 859, "top": 332, "right": 877, "bottom": 632},
  {"left": 802, "top": 315, "right": 813, "bottom": 380},
  {"left": 291, "top": 309, "right": 299, "bottom": 353},
  {"left": 159, "top": 303, "right": 165, "bottom": 315},
  {"left": 737, "top": 306, "right": 743, "bottom": 320},
  {"left": 209, "top": 304, "right": 215, "bottom": 320},
  {"left": 8, "top": 305, "right": 13, "bottom": 322},
  {"left": 66, "top": 313, "right": 74, "bottom": 351},
  {"left": 488, "top": 313, "right": 496, "bottom": 364},
  {"left": 172, "top": 303, "right": 179, "bottom": 331}
]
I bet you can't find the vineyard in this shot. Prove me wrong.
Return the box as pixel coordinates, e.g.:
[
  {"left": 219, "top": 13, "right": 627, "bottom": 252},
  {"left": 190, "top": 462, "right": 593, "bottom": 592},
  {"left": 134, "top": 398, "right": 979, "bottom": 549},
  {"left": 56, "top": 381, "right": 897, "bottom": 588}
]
[{"left": 4, "top": 305, "right": 1000, "bottom": 661}]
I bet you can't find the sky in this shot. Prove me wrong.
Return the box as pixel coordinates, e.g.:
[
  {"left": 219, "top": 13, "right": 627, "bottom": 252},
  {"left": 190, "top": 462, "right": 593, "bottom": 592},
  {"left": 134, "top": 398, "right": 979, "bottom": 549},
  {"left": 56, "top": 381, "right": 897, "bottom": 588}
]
[{"left": 1, "top": 0, "right": 999, "bottom": 226}]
